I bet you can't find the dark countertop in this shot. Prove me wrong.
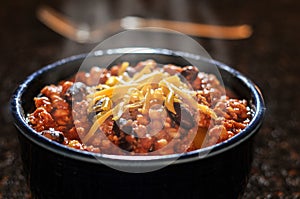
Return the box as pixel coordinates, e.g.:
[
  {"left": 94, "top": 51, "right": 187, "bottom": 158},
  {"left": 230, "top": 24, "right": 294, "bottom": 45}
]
[{"left": 0, "top": 0, "right": 299, "bottom": 198}]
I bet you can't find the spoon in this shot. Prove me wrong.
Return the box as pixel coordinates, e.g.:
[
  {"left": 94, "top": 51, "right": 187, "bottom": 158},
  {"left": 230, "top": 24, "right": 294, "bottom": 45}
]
[{"left": 36, "top": 5, "right": 253, "bottom": 43}]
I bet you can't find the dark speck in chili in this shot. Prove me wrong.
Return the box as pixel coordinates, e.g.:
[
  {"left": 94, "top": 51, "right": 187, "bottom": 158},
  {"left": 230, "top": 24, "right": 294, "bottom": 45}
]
[
  {"left": 168, "top": 102, "right": 196, "bottom": 130},
  {"left": 65, "top": 82, "right": 87, "bottom": 102},
  {"left": 40, "top": 129, "right": 65, "bottom": 143},
  {"left": 180, "top": 66, "right": 199, "bottom": 83}
]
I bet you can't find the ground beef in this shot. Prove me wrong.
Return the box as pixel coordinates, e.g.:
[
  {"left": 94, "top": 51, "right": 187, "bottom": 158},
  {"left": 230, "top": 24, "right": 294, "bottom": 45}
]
[{"left": 27, "top": 60, "right": 252, "bottom": 155}]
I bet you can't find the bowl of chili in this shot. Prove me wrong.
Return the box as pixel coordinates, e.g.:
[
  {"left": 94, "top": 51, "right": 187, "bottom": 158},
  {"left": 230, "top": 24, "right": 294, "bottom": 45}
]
[{"left": 11, "top": 48, "right": 265, "bottom": 199}]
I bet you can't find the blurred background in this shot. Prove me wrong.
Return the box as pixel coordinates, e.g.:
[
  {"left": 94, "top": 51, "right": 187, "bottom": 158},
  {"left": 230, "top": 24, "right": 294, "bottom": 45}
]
[{"left": 0, "top": 0, "right": 299, "bottom": 198}]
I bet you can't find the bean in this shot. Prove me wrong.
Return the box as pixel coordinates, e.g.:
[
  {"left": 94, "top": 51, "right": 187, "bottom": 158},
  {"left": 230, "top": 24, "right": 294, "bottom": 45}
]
[
  {"left": 180, "top": 66, "right": 199, "bottom": 82},
  {"left": 126, "top": 67, "right": 136, "bottom": 77},
  {"left": 93, "top": 97, "right": 112, "bottom": 114},
  {"left": 41, "top": 129, "right": 65, "bottom": 143},
  {"left": 115, "top": 118, "right": 133, "bottom": 135},
  {"left": 167, "top": 102, "right": 196, "bottom": 130},
  {"left": 150, "top": 120, "right": 164, "bottom": 132},
  {"left": 133, "top": 125, "right": 147, "bottom": 138},
  {"left": 136, "top": 114, "right": 149, "bottom": 125},
  {"left": 149, "top": 104, "right": 167, "bottom": 120},
  {"left": 155, "top": 139, "right": 168, "bottom": 150},
  {"left": 65, "top": 82, "right": 87, "bottom": 102},
  {"left": 110, "top": 65, "right": 119, "bottom": 76}
]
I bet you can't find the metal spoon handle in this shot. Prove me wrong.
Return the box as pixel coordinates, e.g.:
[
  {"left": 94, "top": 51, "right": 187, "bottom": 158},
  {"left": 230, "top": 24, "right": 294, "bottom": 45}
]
[
  {"left": 37, "top": 5, "right": 253, "bottom": 43},
  {"left": 122, "top": 16, "right": 253, "bottom": 40},
  {"left": 37, "top": 5, "right": 83, "bottom": 42}
]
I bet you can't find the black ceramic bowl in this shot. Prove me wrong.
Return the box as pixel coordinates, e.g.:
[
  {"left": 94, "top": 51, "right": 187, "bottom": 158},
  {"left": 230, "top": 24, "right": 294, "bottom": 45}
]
[{"left": 11, "top": 48, "right": 265, "bottom": 199}]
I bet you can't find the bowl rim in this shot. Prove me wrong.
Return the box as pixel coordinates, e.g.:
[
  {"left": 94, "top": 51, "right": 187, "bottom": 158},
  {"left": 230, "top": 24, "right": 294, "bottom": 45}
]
[{"left": 11, "top": 47, "right": 265, "bottom": 165}]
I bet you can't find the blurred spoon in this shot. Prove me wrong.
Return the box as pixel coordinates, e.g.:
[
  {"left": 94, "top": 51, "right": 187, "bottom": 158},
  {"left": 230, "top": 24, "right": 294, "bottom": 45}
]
[{"left": 36, "top": 5, "right": 253, "bottom": 43}]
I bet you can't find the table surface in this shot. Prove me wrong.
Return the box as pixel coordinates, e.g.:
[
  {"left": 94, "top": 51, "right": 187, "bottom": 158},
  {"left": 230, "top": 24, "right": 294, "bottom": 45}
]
[{"left": 0, "top": 0, "right": 299, "bottom": 198}]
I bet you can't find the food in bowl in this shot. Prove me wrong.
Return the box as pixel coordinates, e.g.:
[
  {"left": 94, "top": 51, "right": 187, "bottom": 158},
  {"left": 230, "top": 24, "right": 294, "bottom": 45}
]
[
  {"left": 27, "top": 59, "right": 252, "bottom": 155},
  {"left": 12, "top": 49, "right": 265, "bottom": 199}
]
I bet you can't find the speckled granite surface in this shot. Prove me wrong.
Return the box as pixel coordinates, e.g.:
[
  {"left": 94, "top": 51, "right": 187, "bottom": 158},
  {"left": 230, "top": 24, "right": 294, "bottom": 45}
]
[{"left": 0, "top": 0, "right": 299, "bottom": 198}]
